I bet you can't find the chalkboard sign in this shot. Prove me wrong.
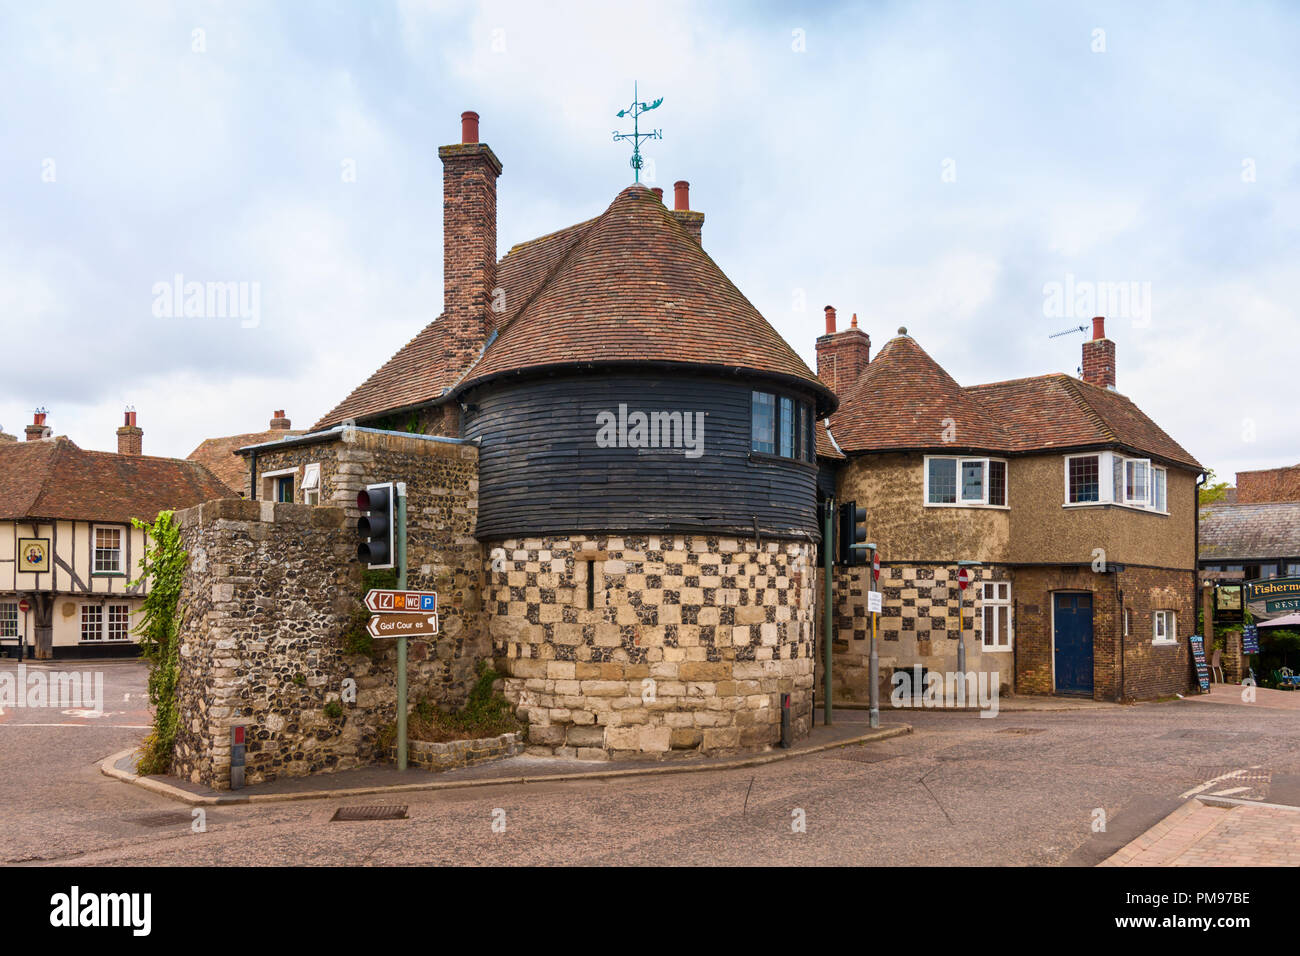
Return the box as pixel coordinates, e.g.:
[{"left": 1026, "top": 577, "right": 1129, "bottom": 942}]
[
  {"left": 1243, "top": 624, "right": 1259, "bottom": 656},
  {"left": 1189, "top": 634, "right": 1211, "bottom": 692}
]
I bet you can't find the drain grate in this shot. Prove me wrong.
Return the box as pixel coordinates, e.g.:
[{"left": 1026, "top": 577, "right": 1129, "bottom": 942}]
[
  {"left": 331, "top": 805, "right": 409, "bottom": 822},
  {"left": 824, "top": 748, "right": 898, "bottom": 764},
  {"left": 996, "top": 727, "right": 1046, "bottom": 735}
]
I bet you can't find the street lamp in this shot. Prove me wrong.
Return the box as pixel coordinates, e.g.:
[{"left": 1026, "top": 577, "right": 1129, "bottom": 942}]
[{"left": 956, "top": 560, "right": 983, "bottom": 673}]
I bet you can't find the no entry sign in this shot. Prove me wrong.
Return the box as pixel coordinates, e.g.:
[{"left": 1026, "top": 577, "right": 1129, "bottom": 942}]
[
  {"left": 17, "top": 599, "right": 29, "bottom": 614},
  {"left": 957, "top": 568, "right": 970, "bottom": 591}
]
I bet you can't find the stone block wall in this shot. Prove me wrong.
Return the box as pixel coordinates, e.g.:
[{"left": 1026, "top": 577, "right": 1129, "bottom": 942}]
[
  {"left": 172, "top": 431, "right": 491, "bottom": 790},
  {"left": 488, "top": 534, "right": 816, "bottom": 759}
]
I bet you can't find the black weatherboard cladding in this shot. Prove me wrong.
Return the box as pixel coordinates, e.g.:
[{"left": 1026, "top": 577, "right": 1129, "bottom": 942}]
[{"left": 462, "top": 371, "right": 821, "bottom": 539}]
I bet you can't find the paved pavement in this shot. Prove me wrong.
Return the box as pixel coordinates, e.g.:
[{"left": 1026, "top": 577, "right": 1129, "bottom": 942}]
[
  {"left": 1101, "top": 799, "right": 1300, "bottom": 866},
  {"left": 5, "top": 660, "right": 1300, "bottom": 866}
]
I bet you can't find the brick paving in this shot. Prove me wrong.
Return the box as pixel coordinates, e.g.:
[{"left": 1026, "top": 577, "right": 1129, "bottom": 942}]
[{"left": 1100, "top": 799, "right": 1300, "bottom": 866}]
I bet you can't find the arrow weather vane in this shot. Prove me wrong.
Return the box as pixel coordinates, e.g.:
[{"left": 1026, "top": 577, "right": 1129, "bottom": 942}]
[{"left": 612, "top": 82, "right": 662, "bottom": 182}]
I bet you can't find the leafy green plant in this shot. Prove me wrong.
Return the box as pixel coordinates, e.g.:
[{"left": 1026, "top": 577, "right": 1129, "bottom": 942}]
[
  {"left": 130, "top": 510, "right": 188, "bottom": 775},
  {"left": 324, "top": 700, "right": 343, "bottom": 720},
  {"left": 400, "top": 662, "right": 523, "bottom": 744}
]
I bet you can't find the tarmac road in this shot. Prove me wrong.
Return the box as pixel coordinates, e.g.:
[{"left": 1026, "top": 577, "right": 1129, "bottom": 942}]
[{"left": 4, "top": 660, "right": 1300, "bottom": 866}]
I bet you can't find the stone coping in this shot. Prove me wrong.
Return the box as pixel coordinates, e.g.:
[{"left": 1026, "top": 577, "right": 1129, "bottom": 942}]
[{"left": 387, "top": 732, "right": 524, "bottom": 772}]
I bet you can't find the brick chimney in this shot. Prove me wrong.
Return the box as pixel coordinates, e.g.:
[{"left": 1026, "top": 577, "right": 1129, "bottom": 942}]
[
  {"left": 816, "top": 307, "right": 871, "bottom": 396},
  {"left": 1081, "top": 315, "right": 1116, "bottom": 389},
  {"left": 116, "top": 409, "right": 143, "bottom": 456},
  {"left": 670, "top": 180, "right": 704, "bottom": 245},
  {"left": 269, "top": 409, "right": 291, "bottom": 431},
  {"left": 25, "top": 409, "right": 50, "bottom": 441},
  {"left": 438, "top": 110, "right": 503, "bottom": 382}
]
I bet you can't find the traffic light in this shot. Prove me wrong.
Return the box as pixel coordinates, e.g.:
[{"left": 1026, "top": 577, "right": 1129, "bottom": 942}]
[
  {"left": 356, "top": 482, "right": 395, "bottom": 568},
  {"left": 838, "top": 501, "right": 867, "bottom": 566}
]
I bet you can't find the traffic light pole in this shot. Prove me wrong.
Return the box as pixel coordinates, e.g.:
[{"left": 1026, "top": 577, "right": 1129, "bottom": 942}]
[
  {"left": 823, "top": 498, "right": 833, "bottom": 727},
  {"left": 395, "top": 482, "right": 408, "bottom": 772},
  {"left": 869, "top": 546, "right": 880, "bottom": 730}
]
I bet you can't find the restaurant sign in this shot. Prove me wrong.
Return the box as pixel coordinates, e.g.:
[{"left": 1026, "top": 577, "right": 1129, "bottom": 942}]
[{"left": 1244, "top": 577, "right": 1300, "bottom": 620}]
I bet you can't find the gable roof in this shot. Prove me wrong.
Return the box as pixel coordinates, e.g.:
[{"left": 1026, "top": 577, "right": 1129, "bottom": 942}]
[
  {"left": 826, "top": 331, "right": 1200, "bottom": 469},
  {"left": 187, "top": 428, "right": 305, "bottom": 494},
  {"left": 0, "top": 438, "right": 232, "bottom": 524},
  {"left": 317, "top": 185, "right": 832, "bottom": 427},
  {"left": 968, "top": 374, "right": 1199, "bottom": 469},
  {"left": 829, "top": 333, "right": 1011, "bottom": 453},
  {"left": 1200, "top": 502, "right": 1300, "bottom": 561},
  {"left": 458, "top": 185, "right": 830, "bottom": 405}
]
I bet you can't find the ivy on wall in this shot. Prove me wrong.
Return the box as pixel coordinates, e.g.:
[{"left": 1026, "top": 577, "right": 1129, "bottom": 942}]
[{"left": 129, "top": 510, "right": 188, "bottom": 775}]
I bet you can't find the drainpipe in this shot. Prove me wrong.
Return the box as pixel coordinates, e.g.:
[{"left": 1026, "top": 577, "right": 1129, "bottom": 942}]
[
  {"left": 1196, "top": 470, "right": 1206, "bottom": 681},
  {"left": 823, "top": 497, "right": 834, "bottom": 727},
  {"left": 249, "top": 450, "right": 258, "bottom": 500},
  {"left": 1114, "top": 568, "right": 1124, "bottom": 703}
]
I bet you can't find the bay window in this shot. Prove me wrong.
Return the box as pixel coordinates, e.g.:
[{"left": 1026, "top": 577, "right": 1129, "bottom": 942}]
[
  {"left": 751, "top": 391, "right": 814, "bottom": 461},
  {"left": 1065, "top": 451, "right": 1168, "bottom": 513}
]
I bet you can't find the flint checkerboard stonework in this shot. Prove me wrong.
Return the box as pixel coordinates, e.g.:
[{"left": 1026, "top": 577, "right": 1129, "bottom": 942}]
[{"left": 487, "top": 534, "right": 817, "bottom": 759}]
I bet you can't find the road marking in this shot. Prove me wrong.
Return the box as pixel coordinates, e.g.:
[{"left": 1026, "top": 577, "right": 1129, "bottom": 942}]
[
  {"left": 1210, "top": 786, "right": 1252, "bottom": 796},
  {"left": 0, "top": 722, "right": 151, "bottom": 728},
  {"left": 1181, "top": 767, "right": 1260, "bottom": 799}
]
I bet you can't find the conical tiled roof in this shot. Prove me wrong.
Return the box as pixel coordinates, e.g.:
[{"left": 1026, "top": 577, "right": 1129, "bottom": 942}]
[
  {"left": 829, "top": 332, "right": 1011, "bottom": 453},
  {"left": 456, "top": 184, "right": 832, "bottom": 406}
]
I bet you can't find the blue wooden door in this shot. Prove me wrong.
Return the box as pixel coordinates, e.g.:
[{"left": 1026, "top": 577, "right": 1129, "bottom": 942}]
[{"left": 1054, "top": 593, "right": 1093, "bottom": 695}]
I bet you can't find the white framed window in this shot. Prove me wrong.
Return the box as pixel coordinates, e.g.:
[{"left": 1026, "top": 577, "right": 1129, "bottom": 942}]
[
  {"left": 926, "top": 457, "right": 1009, "bottom": 507},
  {"left": 80, "top": 605, "right": 103, "bottom": 642},
  {"left": 1124, "top": 607, "right": 1130, "bottom": 636},
  {"left": 261, "top": 467, "right": 298, "bottom": 503},
  {"left": 0, "top": 603, "right": 17, "bottom": 639},
  {"left": 1152, "top": 610, "right": 1177, "bottom": 645},
  {"left": 93, "top": 525, "right": 124, "bottom": 574},
  {"left": 980, "top": 581, "right": 1013, "bottom": 651},
  {"left": 81, "top": 604, "right": 132, "bottom": 642},
  {"left": 302, "top": 463, "right": 322, "bottom": 506},
  {"left": 1064, "top": 452, "right": 1168, "bottom": 513}
]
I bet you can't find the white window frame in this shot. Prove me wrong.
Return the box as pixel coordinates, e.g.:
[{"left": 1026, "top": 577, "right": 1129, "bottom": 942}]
[
  {"left": 261, "top": 466, "right": 298, "bottom": 503},
  {"left": 1124, "top": 458, "right": 1152, "bottom": 507},
  {"left": 302, "top": 463, "right": 322, "bottom": 506},
  {"left": 925, "top": 456, "right": 1009, "bottom": 509},
  {"left": 80, "top": 603, "right": 132, "bottom": 643},
  {"left": 0, "top": 603, "right": 17, "bottom": 639},
  {"left": 980, "top": 581, "right": 1013, "bottom": 652},
  {"left": 1152, "top": 609, "right": 1177, "bottom": 645},
  {"left": 1063, "top": 451, "right": 1168, "bottom": 514},
  {"left": 1064, "top": 453, "right": 1102, "bottom": 504},
  {"left": 92, "top": 524, "right": 124, "bottom": 575}
]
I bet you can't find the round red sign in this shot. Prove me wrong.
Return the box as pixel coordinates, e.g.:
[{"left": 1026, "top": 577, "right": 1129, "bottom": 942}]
[
  {"left": 872, "top": 552, "right": 881, "bottom": 581},
  {"left": 18, "top": 598, "right": 30, "bottom": 614},
  {"left": 957, "top": 568, "right": 970, "bottom": 591}
]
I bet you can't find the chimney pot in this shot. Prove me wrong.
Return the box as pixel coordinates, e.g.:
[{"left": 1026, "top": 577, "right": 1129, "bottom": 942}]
[
  {"left": 34, "top": 410, "right": 46, "bottom": 426},
  {"left": 460, "top": 110, "right": 480, "bottom": 144},
  {"left": 270, "top": 410, "right": 292, "bottom": 431},
  {"left": 824, "top": 306, "right": 837, "bottom": 335},
  {"left": 851, "top": 313, "right": 859, "bottom": 329},
  {"left": 651, "top": 187, "right": 664, "bottom": 202},
  {"left": 673, "top": 180, "right": 690, "bottom": 211},
  {"left": 1092, "top": 315, "right": 1106, "bottom": 340}
]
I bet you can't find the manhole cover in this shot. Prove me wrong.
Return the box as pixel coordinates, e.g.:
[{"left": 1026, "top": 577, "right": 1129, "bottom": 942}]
[
  {"left": 824, "top": 748, "right": 898, "bottom": 764},
  {"left": 129, "top": 812, "right": 194, "bottom": 829},
  {"left": 331, "top": 805, "right": 408, "bottom": 822},
  {"left": 996, "top": 727, "right": 1046, "bottom": 735}
]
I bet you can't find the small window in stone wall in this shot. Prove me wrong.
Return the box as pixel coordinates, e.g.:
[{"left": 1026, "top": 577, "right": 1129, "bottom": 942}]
[{"left": 303, "top": 463, "right": 321, "bottom": 505}]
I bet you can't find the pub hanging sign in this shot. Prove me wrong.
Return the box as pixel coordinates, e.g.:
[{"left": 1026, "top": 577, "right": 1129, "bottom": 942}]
[
  {"left": 17, "top": 538, "right": 51, "bottom": 574},
  {"left": 1244, "top": 577, "right": 1300, "bottom": 620}
]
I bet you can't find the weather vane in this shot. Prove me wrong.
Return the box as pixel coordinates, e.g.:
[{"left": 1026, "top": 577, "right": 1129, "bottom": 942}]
[{"left": 612, "top": 82, "right": 662, "bottom": 183}]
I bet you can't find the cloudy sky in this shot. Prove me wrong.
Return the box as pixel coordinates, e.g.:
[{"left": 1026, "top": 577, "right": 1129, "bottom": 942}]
[{"left": 2, "top": 0, "right": 1296, "bottom": 482}]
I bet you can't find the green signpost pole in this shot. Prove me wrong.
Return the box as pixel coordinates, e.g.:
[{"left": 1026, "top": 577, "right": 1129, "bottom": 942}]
[
  {"left": 823, "top": 498, "right": 834, "bottom": 727},
  {"left": 396, "top": 482, "right": 408, "bottom": 772}
]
